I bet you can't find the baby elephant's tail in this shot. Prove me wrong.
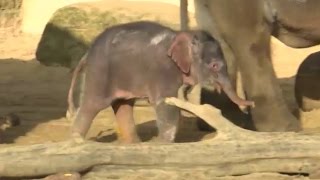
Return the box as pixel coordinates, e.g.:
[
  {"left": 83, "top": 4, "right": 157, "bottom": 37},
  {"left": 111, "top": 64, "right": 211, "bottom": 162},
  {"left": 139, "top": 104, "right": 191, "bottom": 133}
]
[{"left": 67, "top": 53, "right": 87, "bottom": 120}]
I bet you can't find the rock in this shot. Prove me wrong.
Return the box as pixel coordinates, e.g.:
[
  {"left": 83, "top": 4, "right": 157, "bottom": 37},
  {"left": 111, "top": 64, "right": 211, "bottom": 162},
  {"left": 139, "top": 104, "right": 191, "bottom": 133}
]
[
  {"left": 0, "top": 112, "right": 21, "bottom": 143},
  {"left": 0, "top": 112, "right": 21, "bottom": 131},
  {"left": 295, "top": 51, "right": 320, "bottom": 112}
]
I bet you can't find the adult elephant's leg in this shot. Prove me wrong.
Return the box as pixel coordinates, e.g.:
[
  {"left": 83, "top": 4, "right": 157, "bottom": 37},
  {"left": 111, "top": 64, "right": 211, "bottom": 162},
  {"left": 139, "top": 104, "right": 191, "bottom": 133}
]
[
  {"left": 193, "top": 0, "right": 249, "bottom": 131},
  {"left": 195, "top": 0, "right": 300, "bottom": 132},
  {"left": 154, "top": 100, "right": 181, "bottom": 143}
]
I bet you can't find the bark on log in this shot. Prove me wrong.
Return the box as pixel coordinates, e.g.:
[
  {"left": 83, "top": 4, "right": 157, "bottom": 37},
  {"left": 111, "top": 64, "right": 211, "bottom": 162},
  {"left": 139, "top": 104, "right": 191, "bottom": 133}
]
[{"left": 0, "top": 98, "right": 320, "bottom": 179}]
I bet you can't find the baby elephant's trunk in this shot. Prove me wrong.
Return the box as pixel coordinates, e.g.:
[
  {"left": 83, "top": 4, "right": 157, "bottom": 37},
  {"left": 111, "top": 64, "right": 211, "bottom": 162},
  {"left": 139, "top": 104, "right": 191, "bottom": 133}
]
[{"left": 220, "top": 76, "right": 255, "bottom": 108}]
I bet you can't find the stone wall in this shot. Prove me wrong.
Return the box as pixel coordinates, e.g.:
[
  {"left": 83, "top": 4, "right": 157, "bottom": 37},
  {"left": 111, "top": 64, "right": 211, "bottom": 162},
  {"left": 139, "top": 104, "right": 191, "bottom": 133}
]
[{"left": 0, "top": 0, "right": 23, "bottom": 35}]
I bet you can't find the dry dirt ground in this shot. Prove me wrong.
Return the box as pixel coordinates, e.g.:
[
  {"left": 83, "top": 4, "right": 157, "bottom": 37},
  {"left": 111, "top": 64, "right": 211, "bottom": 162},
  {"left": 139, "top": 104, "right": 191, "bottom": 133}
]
[{"left": 0, "top": 1, "right": 320, "bottom": 147}]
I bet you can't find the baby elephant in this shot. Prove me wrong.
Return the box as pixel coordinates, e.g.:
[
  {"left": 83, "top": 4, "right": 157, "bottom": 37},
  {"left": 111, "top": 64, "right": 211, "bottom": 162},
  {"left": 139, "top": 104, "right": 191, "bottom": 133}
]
[{"left": 68, "top": 21, "right": 254, "bottom": 143}]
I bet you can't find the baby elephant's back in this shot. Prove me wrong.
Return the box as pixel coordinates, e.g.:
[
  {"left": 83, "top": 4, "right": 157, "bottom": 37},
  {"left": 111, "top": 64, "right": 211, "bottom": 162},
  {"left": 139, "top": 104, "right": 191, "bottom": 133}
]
[
  {"left": 85, "top": 21, "right": 178, "bottom": 86},
  {"left": 90, "top": 21, "right": 176, "bottom": 73},
  {"left": 92, "top": 21, "right": 175, "bottom": 54}
]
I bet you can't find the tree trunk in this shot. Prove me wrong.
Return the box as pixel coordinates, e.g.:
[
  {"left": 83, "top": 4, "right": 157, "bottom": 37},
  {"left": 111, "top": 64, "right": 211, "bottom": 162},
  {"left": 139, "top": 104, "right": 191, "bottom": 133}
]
[
  {"left": 0, "top": 98, "right": 320, "bottom": 179},
  {"left": 180, "top": 0, "right": 189, "bottom": 31}
]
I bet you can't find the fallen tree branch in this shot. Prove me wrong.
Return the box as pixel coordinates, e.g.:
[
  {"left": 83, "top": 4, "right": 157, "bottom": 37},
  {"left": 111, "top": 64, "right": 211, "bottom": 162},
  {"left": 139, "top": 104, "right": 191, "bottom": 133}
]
[{"left": 0, "top": 98, "right": 320, "bottom": 179}]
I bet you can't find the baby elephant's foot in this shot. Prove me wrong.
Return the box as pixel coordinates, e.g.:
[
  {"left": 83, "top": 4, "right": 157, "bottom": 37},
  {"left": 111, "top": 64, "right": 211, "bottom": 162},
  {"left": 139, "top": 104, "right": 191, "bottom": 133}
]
[
  {"left": 71, "top": 132, "right": 85, "bottom": 144},
  {"left": 65, "top": 110, "right": 73, "bottom": 122},
  {"left": 65, "top": 108, "right": 78, "bottom": 122}
]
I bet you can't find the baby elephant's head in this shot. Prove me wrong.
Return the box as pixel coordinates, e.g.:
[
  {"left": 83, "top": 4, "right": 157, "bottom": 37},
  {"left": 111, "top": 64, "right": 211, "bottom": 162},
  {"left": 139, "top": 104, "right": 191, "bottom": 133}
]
[{"left": 168, "top": 31, "right": 254, "bottom": 108}]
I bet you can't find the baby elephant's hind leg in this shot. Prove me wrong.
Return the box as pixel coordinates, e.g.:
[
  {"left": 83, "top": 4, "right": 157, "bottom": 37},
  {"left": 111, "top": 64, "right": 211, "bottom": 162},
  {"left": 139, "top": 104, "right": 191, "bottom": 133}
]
[
  {"left": 71, "top": 97, "right": 111, "bottom": 140},
  {"left": 155, "top": 100, "right": 181, "bottom": 143},
  {"left": 112, "top": 99, "right": 141, "bottom": 143}
]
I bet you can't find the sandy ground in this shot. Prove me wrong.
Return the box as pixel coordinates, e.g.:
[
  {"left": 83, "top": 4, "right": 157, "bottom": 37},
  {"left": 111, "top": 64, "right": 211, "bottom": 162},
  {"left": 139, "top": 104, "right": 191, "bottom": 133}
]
[{"left": 0, "top": 1, "right": 320, "bottom": 146}]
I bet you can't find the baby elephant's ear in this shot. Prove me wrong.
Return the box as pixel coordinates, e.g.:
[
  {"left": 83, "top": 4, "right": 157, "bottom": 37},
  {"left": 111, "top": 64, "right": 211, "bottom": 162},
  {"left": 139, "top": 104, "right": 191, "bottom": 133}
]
[{"left": 167, "top": 32, "right": 193, "bottom": 74}]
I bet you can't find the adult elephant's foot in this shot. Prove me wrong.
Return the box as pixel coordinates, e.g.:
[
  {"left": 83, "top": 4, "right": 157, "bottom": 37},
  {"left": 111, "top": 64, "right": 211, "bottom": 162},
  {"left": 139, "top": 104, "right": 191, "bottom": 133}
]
[
  {"left": 71, "top": 132, "right": 85, "bottom": 143},
  {"left": 250, "top": 101, "right": 301, "bottom": 132}
]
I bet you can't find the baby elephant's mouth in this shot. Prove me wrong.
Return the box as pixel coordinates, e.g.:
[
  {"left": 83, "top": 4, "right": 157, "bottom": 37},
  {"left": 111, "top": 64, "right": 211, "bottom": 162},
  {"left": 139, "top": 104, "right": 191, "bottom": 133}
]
[
  {"left": 213, "top": 81, "right": 222, "bottom": 94},
  {"left": 200, "top": 79, "right": 220, "bottom": 92}
]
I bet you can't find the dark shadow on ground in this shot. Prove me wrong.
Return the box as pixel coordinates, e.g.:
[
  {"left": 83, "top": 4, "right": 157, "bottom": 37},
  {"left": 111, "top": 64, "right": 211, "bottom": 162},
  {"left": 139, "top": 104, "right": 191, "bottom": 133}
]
[
  {"left": 278, "top": 75, "right": 300, "bottom": 117},
  {"left": 0, "top": 58, "right": 71, "bottom": 143},
  {"left": 94, "top": 116, "right": 212, "bottom": 143},
  {"left": 195, "top": 88, "right": 255, "bottom": 132}
]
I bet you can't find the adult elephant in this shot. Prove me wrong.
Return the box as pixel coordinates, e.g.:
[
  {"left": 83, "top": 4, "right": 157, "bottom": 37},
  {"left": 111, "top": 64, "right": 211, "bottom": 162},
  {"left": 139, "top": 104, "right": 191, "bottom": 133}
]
[{"left": 181, "top": 0, "right": 320, "bottom": 132}]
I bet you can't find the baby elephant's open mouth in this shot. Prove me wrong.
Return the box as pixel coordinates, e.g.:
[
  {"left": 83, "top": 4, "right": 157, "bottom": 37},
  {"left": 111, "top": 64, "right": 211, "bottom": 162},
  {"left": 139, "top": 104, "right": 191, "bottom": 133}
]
[{"left": 213, "top": 81, "right": 222, "bottom": 94}]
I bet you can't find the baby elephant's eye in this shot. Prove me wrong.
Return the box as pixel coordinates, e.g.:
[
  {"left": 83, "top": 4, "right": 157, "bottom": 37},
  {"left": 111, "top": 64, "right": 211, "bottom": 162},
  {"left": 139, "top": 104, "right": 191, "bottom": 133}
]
[
  {"left": 209, "top": 61, "right": 221, "bottom": 72},
  {"left": 212, "top": 63, "right": 218, "bottom": 70}
]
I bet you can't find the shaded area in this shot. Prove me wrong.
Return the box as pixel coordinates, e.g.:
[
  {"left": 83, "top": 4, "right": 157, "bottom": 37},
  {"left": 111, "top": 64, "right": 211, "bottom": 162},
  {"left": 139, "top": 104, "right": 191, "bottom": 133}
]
[
  {"left": 196, "top": 89, "right": 255, "bottom": 132},
  {"left": 94, "top": 116, "right": 211, "bottom": 143},
  {"left": 0, "top": 58, "right": 71, "bottom": 143}
]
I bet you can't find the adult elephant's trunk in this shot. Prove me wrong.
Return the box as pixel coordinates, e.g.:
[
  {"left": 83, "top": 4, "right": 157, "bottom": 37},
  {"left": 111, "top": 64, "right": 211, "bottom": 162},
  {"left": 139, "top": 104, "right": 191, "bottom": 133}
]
[{"left": 219, "top": 75, "right": 255, "bottom": 108}]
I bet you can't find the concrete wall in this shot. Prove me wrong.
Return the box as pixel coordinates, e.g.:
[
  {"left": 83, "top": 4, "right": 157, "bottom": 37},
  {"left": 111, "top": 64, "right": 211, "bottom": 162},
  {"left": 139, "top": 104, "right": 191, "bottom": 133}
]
[{"left": 20, "top": 0, "right": 194, "bottom": 34}]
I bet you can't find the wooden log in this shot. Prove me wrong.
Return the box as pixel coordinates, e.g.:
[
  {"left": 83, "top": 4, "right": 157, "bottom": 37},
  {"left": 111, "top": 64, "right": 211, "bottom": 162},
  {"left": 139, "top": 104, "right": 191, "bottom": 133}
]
[
  {"left": 82, "top": 166, "right": 310, "bottom": 180},
  {"left": 0, "top": 98, "right": 320, "bottom": 178}
]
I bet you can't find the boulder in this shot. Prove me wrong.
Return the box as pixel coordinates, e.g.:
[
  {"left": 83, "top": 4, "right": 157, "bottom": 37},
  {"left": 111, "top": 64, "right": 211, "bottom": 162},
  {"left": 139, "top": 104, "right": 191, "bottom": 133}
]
[{"left": 295, "top": 51, "right": 320, "bottom": 112}]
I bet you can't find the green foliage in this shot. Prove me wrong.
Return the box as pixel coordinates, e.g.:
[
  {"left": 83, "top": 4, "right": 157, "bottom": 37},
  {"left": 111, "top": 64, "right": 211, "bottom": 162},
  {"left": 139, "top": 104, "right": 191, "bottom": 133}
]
[{"left": 36, "top": 6, "right": 179, "bottom": 68}]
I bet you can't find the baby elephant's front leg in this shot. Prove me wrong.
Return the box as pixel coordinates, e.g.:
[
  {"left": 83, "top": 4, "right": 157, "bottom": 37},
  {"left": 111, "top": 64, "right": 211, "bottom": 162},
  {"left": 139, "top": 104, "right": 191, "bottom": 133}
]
[{"left": 155, "top": 100, "right": 180, "bottom": 143}]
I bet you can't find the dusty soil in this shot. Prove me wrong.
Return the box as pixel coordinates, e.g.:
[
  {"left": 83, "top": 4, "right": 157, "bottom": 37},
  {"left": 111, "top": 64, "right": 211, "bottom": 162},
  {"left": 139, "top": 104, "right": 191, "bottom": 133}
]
[{"left": 0, "top": 1, "right": 320, "bottom": 146}]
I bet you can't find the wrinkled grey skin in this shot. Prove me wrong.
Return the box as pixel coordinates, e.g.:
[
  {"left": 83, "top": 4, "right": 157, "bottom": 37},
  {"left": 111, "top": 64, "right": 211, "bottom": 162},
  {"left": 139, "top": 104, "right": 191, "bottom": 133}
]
[
  {"left": 68, "top": 21, "right": 253, "bottom": 143},
  {"left": 181, "top": 0, "right": 320, "bottom": 132},
  {"left": 295, "top": 51, "right": 320, "bottom": 112}
]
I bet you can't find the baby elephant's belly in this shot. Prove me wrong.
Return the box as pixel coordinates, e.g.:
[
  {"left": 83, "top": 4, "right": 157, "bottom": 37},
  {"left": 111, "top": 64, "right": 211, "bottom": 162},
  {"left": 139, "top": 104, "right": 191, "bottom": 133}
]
[{"left": 112, "top": 89, "right": 152, "bottom": 103}]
